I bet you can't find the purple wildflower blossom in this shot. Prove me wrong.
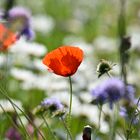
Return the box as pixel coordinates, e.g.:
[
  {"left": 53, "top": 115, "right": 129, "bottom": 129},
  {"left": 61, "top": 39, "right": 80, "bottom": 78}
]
[
  {"left": 119, "top": 107, "right": 127, "bottom": 117},
  {"left": 20, "top": 25, "right": 35, "bottom": 40},
  {"left": 8, "top": 7, "right": 31, "bottom": 23},
  {"left": 7, "top": 6, "right": 34, "bottom": 40},
  {"left": 91, "top": 78, "right": 135, "bottom": 108},
  {"left": 5, "top": 127, "right": 22, "bottom": 140},
  {"left": 41, "top": 98, "right": 64, "bottom": 111},
  {"left": 119, "top": 106, "right": 139, "bottom": 124}
]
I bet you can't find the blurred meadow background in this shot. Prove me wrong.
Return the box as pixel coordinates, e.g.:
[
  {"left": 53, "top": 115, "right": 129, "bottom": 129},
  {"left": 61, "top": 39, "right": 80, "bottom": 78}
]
[{"left": 0, "top": 0, "right": 140, "bottom": 140}]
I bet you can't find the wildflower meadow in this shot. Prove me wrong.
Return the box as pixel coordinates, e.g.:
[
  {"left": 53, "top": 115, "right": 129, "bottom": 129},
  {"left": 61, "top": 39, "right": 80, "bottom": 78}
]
[{"left": 1, "top": 0, "right": 140, "bottom": 140}]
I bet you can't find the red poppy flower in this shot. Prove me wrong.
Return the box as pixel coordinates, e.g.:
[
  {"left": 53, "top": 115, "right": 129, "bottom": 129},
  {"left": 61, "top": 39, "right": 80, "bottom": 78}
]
[
  {"left": 0, "top": 23, "right": 17, "bottom": 51},
  {"left": 42, "top": 46, "right": 84, "bottom": 77}
]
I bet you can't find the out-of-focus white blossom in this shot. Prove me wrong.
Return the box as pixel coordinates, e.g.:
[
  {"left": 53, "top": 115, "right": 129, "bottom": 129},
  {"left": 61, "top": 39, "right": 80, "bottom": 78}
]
[
  {"left": 130, "top": 33, "right": 140, "bottom": 50},
  {"left": 0, "top": 99, "right": 23, "bottom": 113},
  {"left": 63, "top": 36, "right": 94, "bottom": 56},
  {"left": 64, "top": 19, "right": 83, "bottom": 33},
  {"left": 128, "top": 25, "right": 140, "bottom": 51},
  {"left": 0, "top": 54, "right": 5, "bottom": 66},
  {"left": 79, "top": 91, "right": 93, "bottom": 103},
  {"left": 11, "top": 68, "right": 35, "bottom": 81},
  {"left": 93, "top": 36, "right": 117, "bottom": 52},
  {"left": 33, "top": 59, "right": 47, "bottom": 71},
  {"left": 32, "top": 15, "right": 55, "bottom": 34},
  {"left": 10, "top": 37, "right": 47, "bottom": 57}
]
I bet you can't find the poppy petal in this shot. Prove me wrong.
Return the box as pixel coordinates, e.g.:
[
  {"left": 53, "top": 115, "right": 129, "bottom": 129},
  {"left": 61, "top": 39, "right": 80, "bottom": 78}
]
[
  {"left": 0, "top": 23, "right": 17, "bottom": 51},
  {"left": 42, "top": 46, "right": 83, "bottom": 77}
]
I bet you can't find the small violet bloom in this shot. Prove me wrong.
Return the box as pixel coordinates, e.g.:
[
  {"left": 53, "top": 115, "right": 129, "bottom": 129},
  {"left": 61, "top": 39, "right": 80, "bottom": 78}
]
[
  {"left": 119, "top": 107, "right": 127, "bottom": 118},
  {"left": 91, "top": 78, "right": 135, "bottom": 108},
  {"left": 5, "top": 127, "right": 22, "bottom": 140},
  {"left": 119, "top": 106, "right": 139, "bottom": 124},
  {"left": 7, "top": 6, "right": 34, "bottom": 40},
  {"left": 41, "top": 98, "right": 64, "bottom": 112}
]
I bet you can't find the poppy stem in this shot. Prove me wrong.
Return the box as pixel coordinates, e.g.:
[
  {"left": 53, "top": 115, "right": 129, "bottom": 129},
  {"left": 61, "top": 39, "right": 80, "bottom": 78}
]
[
  {"left": 67, "top": 76, "right": 73, "bottom": 140},
  {"left": 68, "top": 76, "right": 72, "bottom": 119}
]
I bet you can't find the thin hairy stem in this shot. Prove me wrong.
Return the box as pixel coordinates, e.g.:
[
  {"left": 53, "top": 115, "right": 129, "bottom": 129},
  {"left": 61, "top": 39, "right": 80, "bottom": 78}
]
[
  {"left": 98, "top": 105, "right": 102, "bottom": 130},
  {"left": 60, "top": 116, "right": 73, "bottom": 140},
  {"left": 41, "top": 115, "right": 57, "bottom": 140},
  {"left": 66, "top": 76, "right": 73, "bottom": 140},
  {"left": 126, "top": 97, "right": 140, "bottom": 140},
  {"left": 68, "top": 76, "right": 73, "bottom": 120},
  {"left": 0, "top": 86, "right": 46, "bottom": 140},
  {"left": 0, "top": 104, "right": 26, "bottom": 139},
  {"left": 0, "top": 79, "right": 31, "bottom": 139}
]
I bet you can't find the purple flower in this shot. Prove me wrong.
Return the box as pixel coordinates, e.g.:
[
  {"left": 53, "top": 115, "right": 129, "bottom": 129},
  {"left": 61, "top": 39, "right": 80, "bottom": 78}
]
[
  {"left": 7, "top": 6, "right": 34, "bottom": 40},
  {"left": 91, "top": 78, "right": 135, "bottom": 108},
  {"left": 119, "top": 107, "right": 127, "bottom": 117},
  {"left": 119, "top": 106, "right": 139, "bottom": 124},
  {"left": 5, "top": 127, "right": 22, "bottom": 140},
  {"left": 41, "top": 98, "right": 64, "bottom": 111},
  {"left": 8, "top": 7, "right": 31, "bottom": 23},
  {"left": 20, "top": 25, "right": 35, "bottom": 40}
]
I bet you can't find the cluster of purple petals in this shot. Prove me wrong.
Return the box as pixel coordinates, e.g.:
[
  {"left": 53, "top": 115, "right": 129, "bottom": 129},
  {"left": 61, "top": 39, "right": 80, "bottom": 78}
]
[
  {"left": 91, "top": 78, "right": 135, "bottom": 108},
  {"left": 5, "top": 127, "right": 22, "bottom": 140},
  {"left": 8, "top": 7, "right": 31, "bottom": 22},
  {"left": 41, "top": 98, "right": 64, "bottom": 111},
  {"left": 119, "top": 106, "right": 139, "bottom": 124},
  {"left": 8, "top": 6, "right": 34, "bottom": 40},
  {"left": 119, "top": 107, "right": 127, "bottom": 117}
]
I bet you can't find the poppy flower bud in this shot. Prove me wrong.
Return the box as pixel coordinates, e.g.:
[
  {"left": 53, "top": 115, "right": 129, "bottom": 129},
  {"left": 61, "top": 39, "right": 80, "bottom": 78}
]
[{"left": 82, "top": 125, "right": 92, "bottom": 140}]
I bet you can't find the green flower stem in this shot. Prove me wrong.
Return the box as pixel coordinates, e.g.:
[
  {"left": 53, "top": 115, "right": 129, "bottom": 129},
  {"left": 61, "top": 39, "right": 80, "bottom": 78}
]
[
  {"left": 98, "top": 105, "right": 102, "bottom": 130},
  {"left": 118, "top": 0, "right": 128, "bottom": 84},
  {"left": 10, "top": 100, "right": 32, "bottom": 140},
  {"left": 0, "top": 86, "right": 46, "bottom": 140},
  {"left": 60, "top": 116, "right": 73, "bottom": 140},
  {"left": 68, "top": 76, "right": 72, "bottom": 119},
  {"left": 0, "top": 52, "right": 8, "bottom": 93},
  {"left": 110, "top": 104, "right": 119, "bottom": 140},
  {"left": 67, "top": 76, "right": 73, "bottom": 140},
  {"left": 41, "top": 115, "right": 57, "bottom": 140},
  {"left": 106, "top": 72, "right": 112, "bottom": 78},
  {"left": 126, "top": 97, "right": 140, "bottom": 140},
  {"left": 3, "top": 52, "right": 10, "bottom": 91},
  {"left": 94, "top": 105, "right": 102, "bottom": 139},
  {"left": 0, "top": 86, "right": 31, "bottom": 139},
  {"left": 0, "top": 104, "right": 26, "bottom": 139}
]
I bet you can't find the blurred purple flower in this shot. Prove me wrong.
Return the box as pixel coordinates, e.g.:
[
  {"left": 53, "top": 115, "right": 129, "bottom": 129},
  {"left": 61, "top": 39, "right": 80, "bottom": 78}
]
[
  {"left": 125, "top": 85, "right": 135, "bottom": 101},
  {"left": 119, "top": 107, "right": 127, "bottom": 117},
  {"left": 8, "top": 7, "right": 30, "bottom": 21},
  {"left": 41, "top": 98, "right": 64, "bottom": 111},
  {"left": 7, "top": 6, "right": 34, "bottom": 40},
  {"left": 5, "top": 127, "right": 22, "bottom": 140},
  {"left": 119, "top": 106, "right": 139, "bottom": 124},
  {"left": 91, "top": 78, "right": 135, "bottom": 108},
  {"left": 20, "top": 25, "right": 35, "bottom": 40}
]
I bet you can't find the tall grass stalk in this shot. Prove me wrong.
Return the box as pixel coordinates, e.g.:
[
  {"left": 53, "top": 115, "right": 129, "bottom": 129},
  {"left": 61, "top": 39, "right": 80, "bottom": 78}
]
[{"left": 0, "top": 86, "right": 46, "bottom": 140}]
